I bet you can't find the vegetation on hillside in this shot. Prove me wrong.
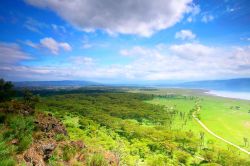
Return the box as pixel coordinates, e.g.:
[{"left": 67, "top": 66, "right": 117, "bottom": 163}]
[{"left": 0, "top": 79, "right": 249, "bottom": 165}]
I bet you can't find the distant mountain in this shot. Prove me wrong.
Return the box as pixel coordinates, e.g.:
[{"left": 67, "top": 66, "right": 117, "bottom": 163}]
[
  {"left": 166, "top": 78, "right": 250, "bottom": 92},
  {"left": 14, "top": 80, "right": 102, "bottom": 88}
]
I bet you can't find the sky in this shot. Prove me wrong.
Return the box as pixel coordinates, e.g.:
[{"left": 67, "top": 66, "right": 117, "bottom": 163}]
[{"left": 0, "top": 0, "right": 250, "bottom": 83}]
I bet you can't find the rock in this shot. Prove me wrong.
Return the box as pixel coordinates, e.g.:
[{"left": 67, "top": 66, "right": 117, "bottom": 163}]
[
  {"left": 35, "top": 113, "right": 67, "bottom": 137},
  {"left": 24, "top": 147, "right": 45, "bottom": 166},
  {"left": 11, "top": 138, "right": 19, "bottom": 145},
  {"left": 40, "top": 142, "right": 56, "bottom": 160}
]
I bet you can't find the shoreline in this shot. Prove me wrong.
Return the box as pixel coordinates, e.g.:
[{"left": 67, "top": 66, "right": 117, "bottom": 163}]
[{"left": 205, "top": 90, "right": 250, "bottom": 101}]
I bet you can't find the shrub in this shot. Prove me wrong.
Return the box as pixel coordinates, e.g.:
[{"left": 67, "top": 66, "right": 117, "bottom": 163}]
[
  {"left": 0, "top": 112, "right": 5, "bottom": 124},
  {"left": 4, "top": 115, "right": 35, "bottom": 152},
  {"left": 55, "top": 134, "right": 66, "bottom": 142},
  {"left": 175, "top": 150, "right": 191, "bottom": 165},
  {"left": 87, "top": 153, "right": 108, "bottom": 166},
  {"left": 17, "top": 135, "right": 32, "bottom": 152},
  {"left": 62, "top": 144, "right": 76, "bottom": 161},
  {"left": 48, "top": 153, "right": 59, "bottom": 166},
  {"left": 0, "top": 140, "right": 16, "bottom": 166},
  {"left": 7, "top": 115, "right": 34, "bottom": 140},
  {"left": 0, "top": 158, "right": 16, "bottom": 166}
]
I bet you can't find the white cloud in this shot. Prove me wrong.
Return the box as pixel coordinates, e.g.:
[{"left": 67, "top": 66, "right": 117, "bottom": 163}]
[
  {"left": 51, "top": 24, "right": 66, "bottom": 33},
  {"left": 0, "top": 42, "right": 32, "bottom": 65},
  {"left": 82, "top": 43, "right": 93, "bottom": 49},
  {"left": 69, "top": 56, "right": 95, "bottom": 66},
  {"left": 24, "top": 17, "right": 49, "bottom": 33},
  {"left": 115, "top": 44, "right": 250, "bottom": 80},
  {"left": 175, "top": 30, "right": 196, "bottom": 40},
  {"left": 23, "top": 40, "right": 38, "bottom": 48},
  {"left": 201, "top": 14, "right": 214, "bottom": 23},
  {"left": 40, "top": 37, "right": 72, "bottom": 54},
  {"left": 25, "top": 0, "right": 195, "bottom": 37},
  {"left": 2, "top": 42, "right": 250, "bottom": 82},
  {"left": 186, "top": 4, "right": 200, "bottom": 22}
]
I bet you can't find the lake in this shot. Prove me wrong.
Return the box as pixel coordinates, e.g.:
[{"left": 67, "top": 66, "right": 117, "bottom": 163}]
[{"left": 206, "top": 90, "right": 250, "bottom": 101}]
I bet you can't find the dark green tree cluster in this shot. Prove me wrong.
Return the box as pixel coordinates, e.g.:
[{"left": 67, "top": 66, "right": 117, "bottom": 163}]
[{"left": 0, "top": 79, "right": 15, "bottom": 102}]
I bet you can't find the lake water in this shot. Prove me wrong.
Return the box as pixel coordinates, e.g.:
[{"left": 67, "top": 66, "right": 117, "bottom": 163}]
[{"left": 206, "top": 90, "right": 250, "bottom": 101}]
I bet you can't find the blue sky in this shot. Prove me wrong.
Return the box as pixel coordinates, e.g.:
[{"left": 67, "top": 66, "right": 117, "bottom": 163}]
[{"left": 0, "top": 0, "right": 250, "bottom": 83}]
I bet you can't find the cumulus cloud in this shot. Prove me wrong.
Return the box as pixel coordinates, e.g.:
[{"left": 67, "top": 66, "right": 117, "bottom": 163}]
[
  {"left": 40, "top": 37, "right": 72, "bottom": 54},
  {"left": 25, "top": 0, "right": 195, "bottom": 37},
  {"left": 175, "top": 30, "right": 196, "bottom": 40},
  {"left": 24, "top": 37, "right": 72, "bottom": 54},
  {"left": 201, "top": 14, "right": 214, "bottom": 23}
]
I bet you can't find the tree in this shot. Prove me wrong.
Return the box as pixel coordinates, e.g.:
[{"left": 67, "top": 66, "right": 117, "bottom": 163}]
[
  {"left": 0, "top": 79, "right": 15, "bottom": 102},
  {"left": 200, "top": 131, "right": 205, "bottom": 146},
  {"left": 243, "top": 137, "right": 249, "bottom": 147},
  {"left": 23, "top": 89, "right": 39, "bottom": 109}
]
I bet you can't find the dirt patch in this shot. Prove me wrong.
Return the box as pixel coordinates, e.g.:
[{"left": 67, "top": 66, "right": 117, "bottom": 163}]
[
  {"left": 244, "top": 121, "right": 250, "bottom": 128},
  {"left": 104, "top": 151, "right": 120, "bottom": 166}
]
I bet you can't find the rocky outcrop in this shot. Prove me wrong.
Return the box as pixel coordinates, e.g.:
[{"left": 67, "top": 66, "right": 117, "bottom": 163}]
[
  {"left": 22, "top": 113, "right": 64, "bottom": 166},
  {"left": 22, "top": 113, "right": 87, "bottom": 166},
  {"left": 35, "top": 113, "right": 67, "bottom": 137}
]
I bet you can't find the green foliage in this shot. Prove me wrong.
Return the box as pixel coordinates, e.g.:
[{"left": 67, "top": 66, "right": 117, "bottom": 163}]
[
  {"left": 87, "top": 153, "right": 108, "bottom": 166},
  {"left": 62, "top": 144, "right": 76, "bottom": 161},
  {"left": 22, "top": 89, "right": 40, "bottom": 109},
  {"left": 55, "top": 134, "right": 67, "bottom": 141},
  {"left": 17, "top": 135, "right": 33, "bottom": 152},
  {"left": 0, "top": 112, "right": 6, "bottom": 123},
  {"left": 0, "top": 79, "right": 15, "bottom": 102},
  {"left": 48, "top": 153, "right": 59, "bottom": 166},
  {"left": 0, "top": 140, "right": 16, "bottom": 166},
  {"left": 146, "top": 154, "right": 169, "bottom": 166},
  {"left": 3, "top": 115, "right": 35, "bottom": 152},
  {"left": 174, "top": 150, "right": 191, "bottom": 165}
]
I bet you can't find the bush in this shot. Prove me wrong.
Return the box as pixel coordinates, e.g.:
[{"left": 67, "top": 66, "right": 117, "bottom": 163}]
[
  {"left": 146, "top": 154, "right": 169, "bottom": 166},
  {"left": 3, "top": 115, "right": 35, "bottom": 152},
  {"left": 7, "top": 115, "right": 34, "bottom": 139},
  {"left": 0, "top": 113, "right": 5, "bottom": 124},
  {"left": 175, "top": 150, "right": 190, "bottom": 165},
  {"left": 17, "top": 135, "right": 32, "bottom": 152},
  {"left": 0, "top": 158, "right": 16, "bottom": 166},
  {"left": 0, "top": 141, "right": 16, "bottom": 166},
  {"left": 87, "top": 153, "right": 108, "bottom": 166},
  {"left": 62, "top": 144, "right": 76, "bottom": 161},
  {"left": 55, "top": 134, "right": 66, "bottom": 142},
  {"left": 0, "top": 79, "right": 15, "bottom": 102}
]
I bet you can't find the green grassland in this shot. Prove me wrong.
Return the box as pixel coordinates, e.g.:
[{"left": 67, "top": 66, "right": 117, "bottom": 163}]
[
  {"left": 199, "top": 96, "right": 250, "bottom": 150},
  {"left": 132, "top": 88, "right": 250, "bottom": 154}
]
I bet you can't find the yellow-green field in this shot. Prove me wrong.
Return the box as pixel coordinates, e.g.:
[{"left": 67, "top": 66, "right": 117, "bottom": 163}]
[{"left": 130, "top": 88, "right": 250, "bottom": 156}]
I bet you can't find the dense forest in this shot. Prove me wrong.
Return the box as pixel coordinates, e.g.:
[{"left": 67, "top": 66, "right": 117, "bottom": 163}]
[{"left": 0, "top": 79, "right": 249, "bottom": 165}]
